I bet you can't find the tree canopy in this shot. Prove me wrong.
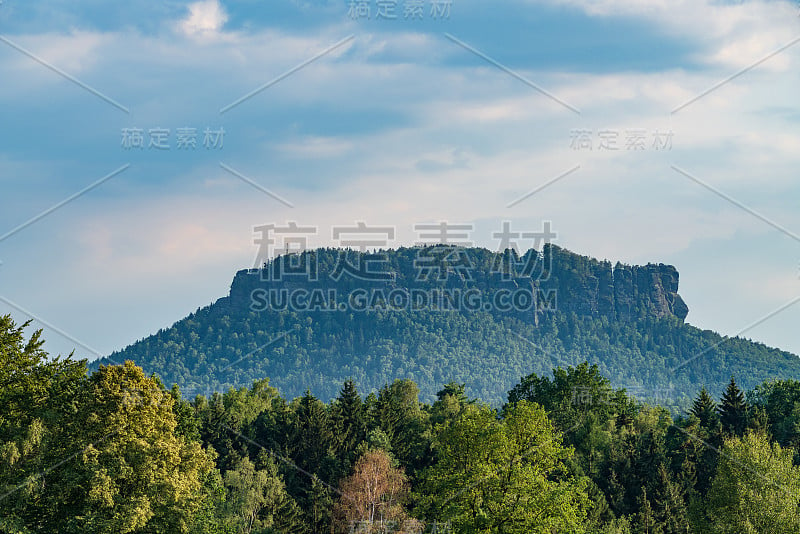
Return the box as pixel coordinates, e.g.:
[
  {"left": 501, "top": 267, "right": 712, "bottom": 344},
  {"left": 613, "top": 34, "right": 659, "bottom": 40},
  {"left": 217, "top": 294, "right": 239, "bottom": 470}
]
[{"left": 5, "top": 314, "right": 800, "bottom": 533}]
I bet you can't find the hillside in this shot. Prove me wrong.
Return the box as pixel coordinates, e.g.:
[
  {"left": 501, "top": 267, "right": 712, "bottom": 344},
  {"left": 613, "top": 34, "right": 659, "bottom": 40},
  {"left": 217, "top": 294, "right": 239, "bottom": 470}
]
[{"left": 94, "top": 246, "right": 800, "bottom": 407}]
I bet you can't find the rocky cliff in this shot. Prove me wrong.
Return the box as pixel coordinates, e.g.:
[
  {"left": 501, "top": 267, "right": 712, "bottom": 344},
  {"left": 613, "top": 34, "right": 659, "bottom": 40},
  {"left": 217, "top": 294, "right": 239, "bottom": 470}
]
[
  {"left": 540, "top": 246, "right": 688, "bottom": 321},
  {"left": 228, "top": 245, "right": 689, "bottom": 323}
]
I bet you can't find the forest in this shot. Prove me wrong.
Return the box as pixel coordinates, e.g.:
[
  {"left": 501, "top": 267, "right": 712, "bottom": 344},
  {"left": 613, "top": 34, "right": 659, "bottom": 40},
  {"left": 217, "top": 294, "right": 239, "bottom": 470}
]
[
  {"left": 5, "top": 314, "right": 800, "bottom": 533},
  {"left": 94, "top": 247, "right": 800, "bottom": 410}
]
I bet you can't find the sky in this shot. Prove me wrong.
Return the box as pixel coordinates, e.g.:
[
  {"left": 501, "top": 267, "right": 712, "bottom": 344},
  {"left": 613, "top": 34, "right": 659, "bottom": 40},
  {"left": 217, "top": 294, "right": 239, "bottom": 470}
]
[{"left": 0, "top": 0, "right": 799, "bottom": 365}]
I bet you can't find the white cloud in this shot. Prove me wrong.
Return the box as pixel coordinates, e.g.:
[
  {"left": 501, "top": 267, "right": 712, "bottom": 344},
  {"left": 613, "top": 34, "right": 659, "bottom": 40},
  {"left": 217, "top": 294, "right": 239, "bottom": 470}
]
[
  {"left": 704, "top": 33, "right": 797, "bottom": 72},
  {"left": 0, "top": 31, "right": 111, "bottom": 94},
  {"left": 178, "top": 0, "right": 229, "bottom": 37}
]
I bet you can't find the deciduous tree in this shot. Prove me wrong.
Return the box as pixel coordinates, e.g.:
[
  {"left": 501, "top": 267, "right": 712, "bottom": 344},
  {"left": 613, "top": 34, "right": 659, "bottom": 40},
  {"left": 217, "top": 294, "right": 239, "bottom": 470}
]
[{"left": 334, "top": 449, "right": 409, "bottom": 533}]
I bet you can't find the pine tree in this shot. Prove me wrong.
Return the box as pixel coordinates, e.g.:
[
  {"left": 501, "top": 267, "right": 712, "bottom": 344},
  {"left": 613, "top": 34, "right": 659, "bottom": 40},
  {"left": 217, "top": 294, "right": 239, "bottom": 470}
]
[
  {"left": 286, "top": 390, "right": 338, "bottom": 527},
  {"left": 374, "top": 380, "right": 427, "bottom": 471},
  {"left": 689, "top": 387, "right": 718, "bottom": 429},
  {"left": 653, "top": 464, "right": 690, "bottom": 534},
  {"left": 634, "top": 487, "right": 662, "bottom": 534},
  {"left": 676, "top": 456, "right": 697, "bottom": 499},
  {"left": 290, "top": 391, "right": 334, "bottom": 467},
  {"left": 331, "top": 379, "right": 366, "bottom": 459},
  {"left": 271, "top": 491, "right": 305, "bottom": 534},
  {"left": 607, "top": 469, "right": 627, "bottom": 515},
  {"left": 747, "top": 405, "right": 769, "bottom": 435},
  {"left": 307, "top": 475, "right": 333, "bottom": 534},
  {"left": 717, "top": 377, "right": 747, "bottom": 436}
]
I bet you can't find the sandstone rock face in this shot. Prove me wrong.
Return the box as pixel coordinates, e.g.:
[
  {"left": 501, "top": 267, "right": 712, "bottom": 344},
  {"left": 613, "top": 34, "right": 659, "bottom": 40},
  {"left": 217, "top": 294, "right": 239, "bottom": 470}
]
[
  {"left": 229, "top": 245, "right": 689, "bottom": 323},
  {"left": 541, "top": 246, "right": 689, "bottom": 321}
]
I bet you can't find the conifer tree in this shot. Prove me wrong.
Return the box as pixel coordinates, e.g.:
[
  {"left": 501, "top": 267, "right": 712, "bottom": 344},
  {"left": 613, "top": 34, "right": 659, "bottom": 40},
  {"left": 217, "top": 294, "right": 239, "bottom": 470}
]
[
  {"left": 331, "top": 379, "right": 366, "bottom": 459},
  {"left": 689, "top": 387, "right": 718, "bottom": 429},
  {"left": 634, "top": 487, "right": 662, "bottom": 534},
  {"left": 717, "top": 377, "right": 747, "bottom": 436},
  {"left": 653, "top": 464, "right": 690, "bottom": 534}
]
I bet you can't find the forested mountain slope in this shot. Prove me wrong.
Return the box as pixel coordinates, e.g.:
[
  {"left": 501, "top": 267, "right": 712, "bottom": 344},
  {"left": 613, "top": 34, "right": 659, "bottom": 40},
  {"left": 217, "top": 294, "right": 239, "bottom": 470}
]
[{"left": 93, "top": 246, "right": 800, "bottom": 407}]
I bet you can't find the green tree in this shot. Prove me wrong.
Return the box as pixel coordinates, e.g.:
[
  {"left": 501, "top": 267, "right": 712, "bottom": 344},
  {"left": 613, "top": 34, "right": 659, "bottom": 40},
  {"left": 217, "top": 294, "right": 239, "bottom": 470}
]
[
  {"left": 222, "top": 454, "right": 294, "bottom": 534},
  {"left": 59, "top": 361, "right": 216, "bottom": 533},
  {"left": 604, "top": 406, "right": 672, "bottom": 518},
  {"left": 419, "top": 400, "right": 590, "bottom": 533},
  {"left": 717, "top": 377, "right": 747, "bottom": 437},
  {"left": 0, "top": 316, "right": 87, "bottom": 531},
  {"left": 284, "top": 391, "right": 337, "bottom": 531},
  {"left": 633, "top": 487, "right": 661, "bottom": 534},
  {"left": 306, "top": 475, "right": 334, "bottom": 534},
  {"left": 330, "top": 379, "right": 367, "bottom": 461},
  {"left": 689, "top": 387, "right": 717, "bottom": 430},
  {"left": 374, "top": 380, "right": 431, "bottom": 475},
  {"left": 652, "top": 464, "right": 689, "bottom": 534},
  {"left": 507, "top": 363, "right": 637, "bottom": 489},
  {"left": 430, "top": 382, "right": 473, "bottom": 427},
  {"left": 748, "top": 379, "right": 800, "bottom": 449},
  {"left": 288, "top": 391, "right": 335, "bottom": 475},
  {"left": 703, "top": 431, "right": 800, "bottom": 533},
  {"left": 189, "top": 467, "right": 232, "bottom": 534}
]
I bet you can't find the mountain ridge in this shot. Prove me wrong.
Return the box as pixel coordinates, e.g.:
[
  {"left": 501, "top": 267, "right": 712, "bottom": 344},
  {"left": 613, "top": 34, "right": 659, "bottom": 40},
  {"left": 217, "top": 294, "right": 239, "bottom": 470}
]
[{"left": 93, "top": 245, "right": 799, "bottom": 408}]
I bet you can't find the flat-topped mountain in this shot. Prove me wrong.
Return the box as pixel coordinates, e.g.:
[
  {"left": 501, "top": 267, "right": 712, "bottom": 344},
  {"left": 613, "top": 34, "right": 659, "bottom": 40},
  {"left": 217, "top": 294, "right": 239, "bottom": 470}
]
[
  {"left": 228, "top": 245, "right": 688, "bottom": 326},
  {"left": 93, "top": 246, "right": 798, "bottom": 407}
]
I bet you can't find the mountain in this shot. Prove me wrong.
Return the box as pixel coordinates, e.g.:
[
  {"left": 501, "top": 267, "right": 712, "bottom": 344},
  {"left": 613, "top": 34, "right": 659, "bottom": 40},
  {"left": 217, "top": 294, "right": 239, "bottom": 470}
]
[{"left": 93, "top": 245, "right": 800, "bottom": 408}]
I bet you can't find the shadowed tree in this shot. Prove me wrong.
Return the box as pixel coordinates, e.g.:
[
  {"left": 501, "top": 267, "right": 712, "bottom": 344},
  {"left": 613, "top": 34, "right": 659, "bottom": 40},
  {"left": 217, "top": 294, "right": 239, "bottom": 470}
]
[
  {"left": 633, "top": 487, "right": 661, "bottom": 534},
  {"left": 652, "top": 464, "right": 690, "bottom": 534},
  {"left": 331, "top": 379, "right": 367, "bottom": 462},
  {"left": 717, "top": 377, "right": 747, "bottom": 437},
  {"left": 689, "top": 387, "right": 718, "bottom": 430}
]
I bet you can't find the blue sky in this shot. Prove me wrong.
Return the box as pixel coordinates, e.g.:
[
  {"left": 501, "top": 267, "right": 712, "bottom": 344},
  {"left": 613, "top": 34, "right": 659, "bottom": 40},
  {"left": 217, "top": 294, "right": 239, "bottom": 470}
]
[{"left": 1, "top": 0, "right": 799, "bottom": 369}]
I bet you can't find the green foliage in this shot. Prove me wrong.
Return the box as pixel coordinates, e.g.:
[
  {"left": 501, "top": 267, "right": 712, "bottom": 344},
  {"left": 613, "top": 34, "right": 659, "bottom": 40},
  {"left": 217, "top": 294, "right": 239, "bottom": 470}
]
[
  {"left": 633, "top": 487, "right": 661, "bottom": 534},
  {"left": 717, "top": 377, "right": 748, "bottom": 437},
  {"left": 749, "top": 378, "right": 800, "bottom": 450},
  {"left": 689, "top": 387, "right": 717, "bottom": 430},
  {"left": 92, "top": 248, "right": 800, "bottom": 410},
  {"left": 418, "top": 400, "right": 591, "bottom": 533},
  {"left": 702, "top": 431, "right": 800, "bottom": 533},
  {"left": 652, "top": 464, "right": 690, "bottom": 534},
  {"left": 0, "top": 316, "right": 88, "bottom": 531},
  {"left": 222, "top": 455, "right": 293, "bottom": 533},
  {"left": 9, "top": 314, "right": 800, "bottom": 533},
  {"left": 372, "top": 380, "right": 431, "bottom": 477},
  {"left": 62, "top": 362, "right": 217, "bottom": 533},
  {"left": 330, "top": 379, "right": 367, "bottom": 461}
]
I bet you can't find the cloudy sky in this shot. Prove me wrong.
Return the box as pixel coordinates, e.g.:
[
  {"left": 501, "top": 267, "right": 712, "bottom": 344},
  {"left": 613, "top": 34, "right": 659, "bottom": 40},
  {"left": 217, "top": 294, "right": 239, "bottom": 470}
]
[{"left": 1, "top": 0, "right": 799, "bottom": 363}]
